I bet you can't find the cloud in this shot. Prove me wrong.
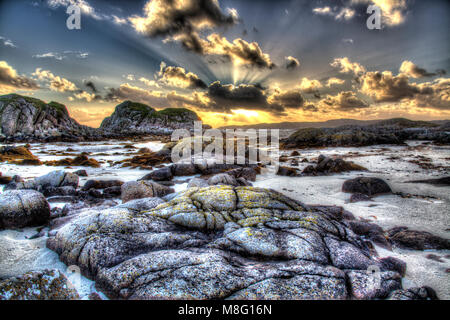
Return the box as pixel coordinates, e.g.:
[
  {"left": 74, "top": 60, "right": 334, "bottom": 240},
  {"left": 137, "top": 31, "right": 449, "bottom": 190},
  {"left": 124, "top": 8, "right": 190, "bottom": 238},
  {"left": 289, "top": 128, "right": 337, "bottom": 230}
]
[
  {"left": 268, "top": 89, "right": 314, "bottom": 111},
  {"left": 139, "top": 77, "right": 160, "bottom": 88},
  {"left": 47, "top": 0, "right": 103, "bottom": 20},
  {"left": 206, "top": 81, "right": 276, "bottom": 112},
  {"left": 331, "top": 57, "right": 366, "bottom": 76},
  {"left": 326, "top": 77, "right": 346, "bottom": 87},
  {"left": 72, "top": 91, "right": 100, "bottom": 102},
  {"left": 158, "top": 63, "right": 207, "bottom": 89},
  {"left": 0, "top": 36, "right": 17, "bottom": 48},
  {"left": 411, "top": 78, "right": 450, "bottom": 110},
  {"left": 33, "top": 51, "right": 89, "bottom": 60},
  {"left": 342, "top": 38, "right": 354, "bottom": 44},
  {"left": 192, "top": 33, "right": 275, "bottom": 69},
  {"left": 0, "top": 61, "right": 39, "bottom": 93},
  {"left": 321, "top": 91, "right": 369, "bottom": 110},
  {"left": 351, "top": 0, "right": 408, "bottom": 26},
  {"left": 285, "top": 56, "right": 300, "bottom": 70},
  {"left": 104, "top": 83, "right": 170, "bottom": 108},
  {"left": 360, "top": 70, "right": 449, "bottom": 110},
  {"left": 313, "top": 6, "right": 355, "bottom": 21},
  {"left": 399, "top": 60, "right": 437, "bottom": 78},
  {"left": 103, "top": 80, "right": 316, "bottom": 115},
  {"left": 33, "top": 68, "right": 78, "bottom": 92},
  {"left": 84, "top": 80, "right": 97, "bottom": 93},
  {"left": 123, "top": 74, "right": 135, "bottom": 81},
  {"left": 129, "top": 0, "right": 237, "bottom": 50},
  {"left": 299, "top": 77, "right": 323, "bottom": 94},
  {"left": 112, "top": 15, "right": 127, "bottom": 25}
]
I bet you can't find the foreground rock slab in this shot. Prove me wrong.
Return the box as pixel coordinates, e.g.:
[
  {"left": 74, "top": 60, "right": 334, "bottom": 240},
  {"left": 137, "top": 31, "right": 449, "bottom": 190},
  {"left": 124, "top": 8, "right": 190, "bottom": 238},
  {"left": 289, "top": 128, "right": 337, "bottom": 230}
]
[{"left": 47, "top": 186, "right": 411, "bottom": 300}]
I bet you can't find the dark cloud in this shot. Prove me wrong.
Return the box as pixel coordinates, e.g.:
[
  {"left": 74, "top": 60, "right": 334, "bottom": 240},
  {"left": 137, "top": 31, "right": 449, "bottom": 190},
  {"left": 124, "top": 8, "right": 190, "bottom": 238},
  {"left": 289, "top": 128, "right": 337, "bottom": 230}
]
[
  {"left": 130, "top": 0, "right": 237, "bottom": 42},
  {"left": 159, "top": 65, "right": 207, "bottom": 89},
  {"left": 321, "top": 91, "right": 369, "bottom": 110},
  {"left": 399, "top": 61, "right": 438, "bottom": 78},
  {"left": 207, "top": 81, "right": 270, "bottom": 110},
  {"left": 200, "top": 34, "right": 275, "bottom": 69},
  {"left": 285, "top": 56, "right": 300, "bottom": 70},
  {"left": 360, "top": 71, "right": 426, "bottom": 102},
  {"left": 85, "top": 81, "right": 98, "bottom": 93},
  {"left": 268, "top": 89, "right": 305, "bottom": 109}
]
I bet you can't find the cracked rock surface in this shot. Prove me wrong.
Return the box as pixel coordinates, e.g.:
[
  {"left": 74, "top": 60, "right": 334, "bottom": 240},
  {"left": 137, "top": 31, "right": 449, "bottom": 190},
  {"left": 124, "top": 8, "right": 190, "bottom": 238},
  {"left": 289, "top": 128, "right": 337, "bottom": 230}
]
[{"left": 47, "top": 186, "right": 404, "bottom": 300}]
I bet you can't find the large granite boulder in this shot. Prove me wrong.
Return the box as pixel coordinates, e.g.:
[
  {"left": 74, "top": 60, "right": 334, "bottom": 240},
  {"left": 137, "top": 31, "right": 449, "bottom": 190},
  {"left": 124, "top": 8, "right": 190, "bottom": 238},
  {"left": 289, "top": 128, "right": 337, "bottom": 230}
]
[
  {"left": 47, "top": 186, "right": 406, "bottom": 300},
  {"left": 0, "top": 190, "right": 50, "bottom": 229},
  {"left": 0, "top": 269, "right": 79, "bottom": 300},
  {"left": 342, "top": 177, "right": 392, "bottom": 196}
]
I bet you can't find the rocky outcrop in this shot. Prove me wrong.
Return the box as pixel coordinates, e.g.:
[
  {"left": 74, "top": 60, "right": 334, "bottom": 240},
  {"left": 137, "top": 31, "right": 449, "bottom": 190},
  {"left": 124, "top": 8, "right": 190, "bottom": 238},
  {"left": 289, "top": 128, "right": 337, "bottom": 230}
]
[
  {"left": 0, "top": 190, "right": 50, "bottom": 229},
  {"left": 100, "top": 101, "right": 200, "bottom": 135},
  {"left": 5, "top": 170, "right": 79, "bottom": 191},
  {"left": 0, "top": 94, "right": 205, "bottom": 142},
  {"left": 0, "top": 94, "right": 96, "bottom": 142},
  {"left": 281, "top": 120, "right": 450, "bottom": 149},
  {"left": 47, "top": 186, "right": 409, "bottom": 300},
  {"left": 387, "top": 227, "right": 450, "bottom": 250},
  {"left": 302, "top": 155, "right": 367, "bottom": 176},
  {"left": 342, "top": 177, "right": 392, "bottom": 196},
  {"left": 0, "top": 269, "right": 79, "bottom": 300}
]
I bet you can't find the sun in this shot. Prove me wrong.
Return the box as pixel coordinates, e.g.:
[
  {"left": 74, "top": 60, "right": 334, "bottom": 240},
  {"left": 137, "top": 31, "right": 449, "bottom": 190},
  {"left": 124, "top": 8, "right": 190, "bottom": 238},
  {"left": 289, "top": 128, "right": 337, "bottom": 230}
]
[{"left": 231, "top": 109, "right": 259, "bottom": 118}]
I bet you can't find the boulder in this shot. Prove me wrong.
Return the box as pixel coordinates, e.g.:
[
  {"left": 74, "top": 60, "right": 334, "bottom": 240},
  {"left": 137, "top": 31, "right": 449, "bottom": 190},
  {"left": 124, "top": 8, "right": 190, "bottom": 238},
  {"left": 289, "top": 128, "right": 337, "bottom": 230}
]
[
  {"left": 121, "top": 181, "right": 174, "bottom": 203},
  {"left": 47, "top": 186, "right": 406, "bottom": 300},
  {"left": 226, "top": 167, "right": 257, "bottom": 182},
  {"left": 387, "top": 227, "right": 450, "bottom": 250},
  {"left": 0, "top": 190, "right": 50, "bottom": 229},
  {"left": 0, "top": 270, "right": 79, "bottom": 300},
  {"left": 348, "top": 221, "right": 391, "bottom": 249},
  {"left": 342, "top": 177, "right": 392, "bottom": 196},
  {"left": 208, "top": 173, "right": 239, "bottom": 186},
  {"left": 349, "top": 193, "right": 372, "bottom": 203},
  {"left": 82, "top": 179, "right": 124, "bottom": 191},
  {"left": 187, "top": 178, "right": 209, "bottom": 189},
  {"left": 103, "top": 186, "right": 122, "bottom": 198},
  {"left": 140, "top": 167, "right": 173, "bottom": 181},
  {"left": 117, "top": 197, "right": 165, "bottom": 211},
  {"left": 0, "top": 175, "right": 12, "bottom": 184},
  {"left": 73, "top": 170, "right": 88, "bottom": 177},
  {"left": 302, "top": 156, "right": 367, "bottom": 176},
  {"left": 277, "top": 166, "right": 299, "bottom": 177},
  {"left": 172, "top": 163, "right": 197, "bottom": 176}
]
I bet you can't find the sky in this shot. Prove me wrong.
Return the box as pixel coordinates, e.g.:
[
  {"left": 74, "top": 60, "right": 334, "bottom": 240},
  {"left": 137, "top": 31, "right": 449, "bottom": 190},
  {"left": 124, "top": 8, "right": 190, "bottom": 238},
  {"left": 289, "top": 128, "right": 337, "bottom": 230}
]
[{"left": 0, "top": 0, "right": 449, "bottom": 128}]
